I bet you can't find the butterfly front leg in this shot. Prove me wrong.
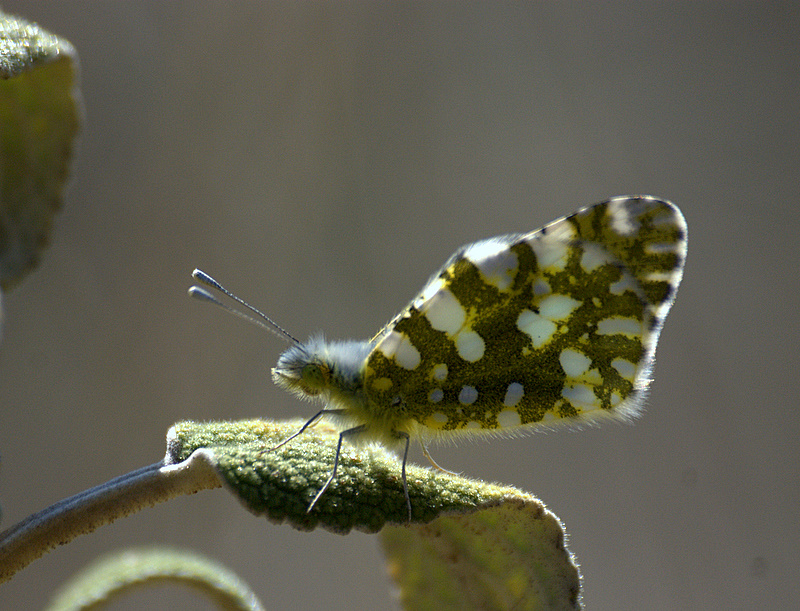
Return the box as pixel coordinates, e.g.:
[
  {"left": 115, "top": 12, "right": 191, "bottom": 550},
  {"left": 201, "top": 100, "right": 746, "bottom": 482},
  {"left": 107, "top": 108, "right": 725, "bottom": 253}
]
[{"left": 307, "top": 423, "right": 368, "bottom": 514}]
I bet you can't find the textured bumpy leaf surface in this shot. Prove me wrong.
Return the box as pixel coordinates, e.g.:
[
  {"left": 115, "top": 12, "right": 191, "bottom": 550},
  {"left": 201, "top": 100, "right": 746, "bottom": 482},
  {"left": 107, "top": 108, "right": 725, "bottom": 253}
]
[
  {"left": 167, "top": 419, "right": 525, "bottom": 532},
  {"left": 166, "top": 419, "right": 581, "bottom": 607},
  {"left": 0, "top": 10, "right": 81, "bottom": 290}
]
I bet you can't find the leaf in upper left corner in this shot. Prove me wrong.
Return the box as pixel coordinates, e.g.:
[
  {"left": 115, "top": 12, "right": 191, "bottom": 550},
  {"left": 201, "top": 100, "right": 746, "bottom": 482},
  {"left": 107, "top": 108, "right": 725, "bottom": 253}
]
[{"left": 0, "top": 11, "right": 81, "bottom": 292}]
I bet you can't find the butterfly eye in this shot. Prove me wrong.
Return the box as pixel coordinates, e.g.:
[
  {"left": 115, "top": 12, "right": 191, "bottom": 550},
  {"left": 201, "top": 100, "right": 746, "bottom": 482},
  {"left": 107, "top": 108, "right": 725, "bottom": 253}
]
[{"left": 300, "top": 362, "right": 329, "bottom": 395}]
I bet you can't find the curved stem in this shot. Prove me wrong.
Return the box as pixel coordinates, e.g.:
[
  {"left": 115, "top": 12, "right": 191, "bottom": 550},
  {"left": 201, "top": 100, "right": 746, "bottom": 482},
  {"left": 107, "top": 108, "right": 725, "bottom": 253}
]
[{"left": 0, "top": 449, "right": 222, "bottom": 584}]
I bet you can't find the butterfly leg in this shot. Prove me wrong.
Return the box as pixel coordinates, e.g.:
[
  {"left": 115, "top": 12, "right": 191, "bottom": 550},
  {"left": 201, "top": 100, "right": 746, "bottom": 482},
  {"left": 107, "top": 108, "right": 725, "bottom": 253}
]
[
  {"left": 307, "top": 424, "right": 367, "bottom": 514},
  {"left": 421, "top": 442, "right": 459, "bottom": 476},
  {"left": 395, "top": 431, "right": 412, "bottom": 521},
  {"left": 268, "top": 408, "right": 347, "bottom": 452}
]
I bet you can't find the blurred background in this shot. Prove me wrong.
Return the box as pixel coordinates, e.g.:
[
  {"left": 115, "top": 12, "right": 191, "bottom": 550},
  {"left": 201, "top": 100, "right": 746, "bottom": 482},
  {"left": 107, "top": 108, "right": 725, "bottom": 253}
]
[{"left": 1, "top": 3, "right": 798, "bottom": 610}]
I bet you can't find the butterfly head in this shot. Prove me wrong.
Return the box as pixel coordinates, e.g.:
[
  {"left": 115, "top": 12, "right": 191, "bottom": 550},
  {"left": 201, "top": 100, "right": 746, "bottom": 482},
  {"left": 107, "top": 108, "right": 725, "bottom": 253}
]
[
  {"left": 272, "top": 336, "right": 374, "bottom": 406},
  {"left": 272, "top": 343, "right": 331, "bottom": 398}
]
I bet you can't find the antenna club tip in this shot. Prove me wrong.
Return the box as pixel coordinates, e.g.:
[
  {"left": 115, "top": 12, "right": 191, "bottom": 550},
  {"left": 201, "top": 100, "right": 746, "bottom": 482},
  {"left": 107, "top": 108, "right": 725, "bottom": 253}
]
[
  {"left": 185, "top": 270, "right": 299, "bottom": 345},
  {"left": 192, "top": 269, "right": 221, "bottom": 289},
  {"left": 188, "top": 285, "right": 219, "bottom": 303}
]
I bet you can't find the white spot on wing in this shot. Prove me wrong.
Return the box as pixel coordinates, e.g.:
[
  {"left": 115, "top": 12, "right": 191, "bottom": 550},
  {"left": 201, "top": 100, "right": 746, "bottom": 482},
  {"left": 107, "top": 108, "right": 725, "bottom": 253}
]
[
  {"left": 611, "top": 358, "right": 637, "bottom": 381},
  {"left": 463, "top": 240, "right": 519, "bottom": 291},
  {"left": 497, "top": 409, "right": 521, "bottom": 427},
  {"left": 539, "top": 294, "right": 581, "bottom": 320},
  {"left": 503, "top": 382, "right": 524, "bottom": 407},
  {"left": 459, "top": 385, "right": 478, "bottom": 405},
  {"left": 538, "top": 217, "right": 577, "bottom": 241},
  {"left": 431, "top": 411, "right": 447, "bottom": 423},
  {"left": 379, "top": 331, "right": 421, "bottom": 369},
  {"left": 429, "top": 389, "right": 444, "bottom": 403},
  {"left": 608, "top": 199, "right": 640, "bottom": 235},
  {"left": 559, "top": 349, "right": 592, "bottom": 377},
  {"left": 432, "top": 363, "right": 448, "bottom": 381},
  {"left": 528, "top": 232, "right": 571, "bottom": 270},
  {"left": 562, "top": 384, "right": 598, "bottom": 410},
  {"left": 422, "top": 288, "right": 466, "bottom": 335},
  {"left": 609, "top": 274, "right": 637, "bottom": 295},
  {"left": 517, "top": 310, "right": 557, "bottom": 348},
  {"left": 597, "top": 317, "right": 643, "bottom": 337},
  {"left": 580, "top": 243, "right": 612, "bottom": 272},
  {"left": 645, "top": 271, "right": 676, "bottom": 282},
  {"left": 456, "top": 331, "right": 485, "bottom": 362}
]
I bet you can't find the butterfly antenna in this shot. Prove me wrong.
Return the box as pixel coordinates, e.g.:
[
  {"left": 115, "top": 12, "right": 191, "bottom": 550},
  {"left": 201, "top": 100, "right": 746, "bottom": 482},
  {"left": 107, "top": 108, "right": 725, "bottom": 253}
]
[{"left": 189, "top": 269, "right": 301, "bottom": 345}]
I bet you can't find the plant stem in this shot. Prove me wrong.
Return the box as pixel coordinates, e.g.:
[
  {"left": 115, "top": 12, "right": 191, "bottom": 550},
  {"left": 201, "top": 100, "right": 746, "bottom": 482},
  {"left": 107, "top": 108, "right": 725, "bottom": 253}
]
[{"left": 0, "top": 449, "right": 222, "bottom": 583}]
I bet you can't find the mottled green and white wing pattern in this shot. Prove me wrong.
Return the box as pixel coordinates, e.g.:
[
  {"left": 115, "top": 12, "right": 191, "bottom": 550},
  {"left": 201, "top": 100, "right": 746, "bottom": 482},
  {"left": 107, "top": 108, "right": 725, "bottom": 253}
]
[{"left": 364, "top": 196, "right": 687, "bottom": 436}]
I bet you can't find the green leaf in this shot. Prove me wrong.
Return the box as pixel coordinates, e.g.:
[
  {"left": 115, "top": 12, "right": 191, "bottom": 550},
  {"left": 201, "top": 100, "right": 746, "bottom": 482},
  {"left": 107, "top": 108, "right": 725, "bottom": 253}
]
[
  {"left": 0, "top": 10, "right": 81, "bottom": 290},
  {"left": 381, "top": 502, "right": 582, "bottom": 611},
  {"left": 166, "top": 419, "right": 582, "bottom": 608},
  {"left": 167, "top": 419, "right": 505, "bottom": 532},
  {"left": 45, "top": 547, "right": 265, "bottom": 611}
]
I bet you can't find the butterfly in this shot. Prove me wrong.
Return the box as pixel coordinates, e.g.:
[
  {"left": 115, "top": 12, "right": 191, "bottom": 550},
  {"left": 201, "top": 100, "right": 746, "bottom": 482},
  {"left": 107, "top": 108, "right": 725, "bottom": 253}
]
[{"left": 190, "top": 195, "right": 687, "bottom": 521}]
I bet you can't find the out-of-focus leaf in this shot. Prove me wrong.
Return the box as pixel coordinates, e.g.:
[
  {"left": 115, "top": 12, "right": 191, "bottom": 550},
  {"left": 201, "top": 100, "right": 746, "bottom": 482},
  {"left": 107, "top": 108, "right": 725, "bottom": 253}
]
[
  {"left": 382, "top": 500, "right": 582, "bottom": 610},
  {"left": 0, "top": 11, "right": 81, "bottom": 291},
  {"left": 45, "top": 547, "right": 265, "bottom": 611}
]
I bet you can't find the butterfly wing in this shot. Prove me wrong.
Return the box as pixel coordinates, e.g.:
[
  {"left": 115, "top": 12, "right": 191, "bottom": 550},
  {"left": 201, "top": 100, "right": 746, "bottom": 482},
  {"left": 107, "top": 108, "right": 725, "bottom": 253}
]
[{"left": 363, "top": 196, "right": 687, "bottom": 435}]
